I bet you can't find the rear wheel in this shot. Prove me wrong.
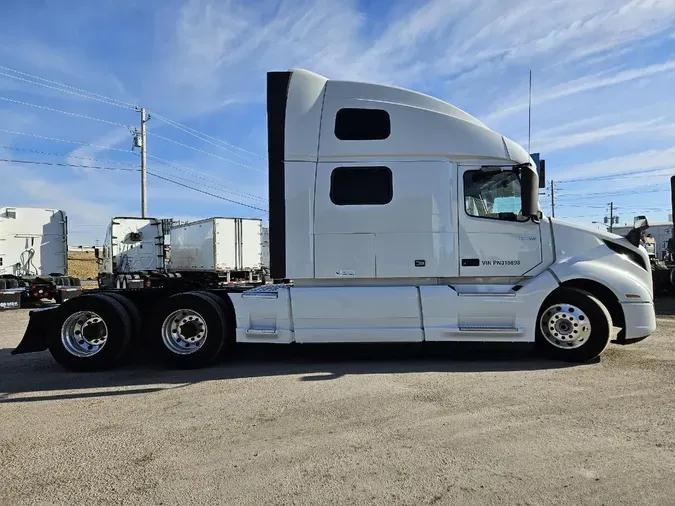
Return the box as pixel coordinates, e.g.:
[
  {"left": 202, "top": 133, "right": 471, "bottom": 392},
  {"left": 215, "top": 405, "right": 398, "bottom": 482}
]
[
  {"left": 536, "top": 287, "right": 612, "bottom": 362},
  {"left": 69, "top": 277, "right": 82, "bottom": 287},
  {"left": 47, "top": 293, "right": 133, "bottom": 371},
  {"left": 152, "top": 291, "right": 229, "bottom": 369},
  {"left": 0, "top": 279, "right": 6, "bottom": 290}
]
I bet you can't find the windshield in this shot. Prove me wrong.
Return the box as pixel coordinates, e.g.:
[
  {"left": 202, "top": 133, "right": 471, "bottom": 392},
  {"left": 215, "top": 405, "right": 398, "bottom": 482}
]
[{"left": 463, "top": 170, "right": 528, "bottom": 222}]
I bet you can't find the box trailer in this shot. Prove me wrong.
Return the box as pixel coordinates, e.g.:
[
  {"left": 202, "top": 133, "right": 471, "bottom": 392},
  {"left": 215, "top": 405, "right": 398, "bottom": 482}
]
[
  {"left": 13, "top": 68, "right": 655, "bottom": 369},
  {"left": 0, "top": 206, "right": 82, "bottom": 308},
  {"left": 169, "top": 217, "right": 265, "bottom": 283}
]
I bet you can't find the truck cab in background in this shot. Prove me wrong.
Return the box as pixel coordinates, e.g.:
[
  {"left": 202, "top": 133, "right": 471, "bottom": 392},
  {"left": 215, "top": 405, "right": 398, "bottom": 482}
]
[
  {"left": 0, "top": 206, "right": 82, "bottom": 308},
  {"left": 97, "top": 217, "right": 166, "bottom": 289},
  {"left": 13, "top": 69, "right": 656, "bottom": 370}
]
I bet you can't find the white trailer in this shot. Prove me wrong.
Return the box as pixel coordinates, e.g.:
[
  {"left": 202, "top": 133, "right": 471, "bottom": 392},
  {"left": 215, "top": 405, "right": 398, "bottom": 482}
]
[
  {"left": 14, "top": 69, "right": 656, "bottom": 370},
  {"left": 170, "top": 217, "right": 265, "bottom": 283},
  {"left": 0, "top": 206, "right": 82, "bottom": 308}
]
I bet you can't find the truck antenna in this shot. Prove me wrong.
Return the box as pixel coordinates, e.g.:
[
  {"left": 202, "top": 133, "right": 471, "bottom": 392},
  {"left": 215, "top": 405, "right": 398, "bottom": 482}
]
[{"left": 528, "top": 69, "right": 532, "bottom": 154}]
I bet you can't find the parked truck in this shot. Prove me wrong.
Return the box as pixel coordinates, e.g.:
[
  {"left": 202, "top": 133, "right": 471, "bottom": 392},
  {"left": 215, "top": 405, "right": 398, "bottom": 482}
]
[
  {"left": 97, "top": 216, "right": 266, "bottom": 290},
  {"left": 0, "top": 207, "right": 82, "bottom": 309},
  {"left": 97, "top": 216, "right": 168, "bottom": 290},
  {"left": 13, "top": 69, "right": 655, "bottom": 370}
]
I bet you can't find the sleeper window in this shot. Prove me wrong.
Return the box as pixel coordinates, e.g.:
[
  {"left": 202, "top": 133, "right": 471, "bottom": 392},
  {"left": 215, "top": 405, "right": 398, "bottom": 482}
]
[
  {"left": 330, "top": 166, "right": 393, "bottom": 206},
  {"left": 334, "top": 108, "right": 391, "bottom": 140}
]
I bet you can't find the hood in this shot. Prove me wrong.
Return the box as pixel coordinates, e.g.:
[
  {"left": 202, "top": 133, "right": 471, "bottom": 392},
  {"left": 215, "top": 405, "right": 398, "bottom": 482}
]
[{"left": 550, "top": 218, "right": 637, "bottom": 250}]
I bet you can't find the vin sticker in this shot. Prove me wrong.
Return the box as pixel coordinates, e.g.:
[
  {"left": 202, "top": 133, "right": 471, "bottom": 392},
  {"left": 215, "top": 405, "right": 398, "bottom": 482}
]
[
  {"left": 481, "top": 260, "right": 521, "bottom": 266},
  {"left": 335, "top": 270, "right": 356, "bottom": 277}
]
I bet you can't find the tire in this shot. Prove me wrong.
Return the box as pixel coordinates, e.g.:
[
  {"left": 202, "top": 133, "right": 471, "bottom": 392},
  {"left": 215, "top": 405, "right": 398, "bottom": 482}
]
[
  {"left": 0, "top": 279, "right": 6, "bottom": 290},
  {"left": 6, "top": 279, "right": 19, "bottom": 289},
  {"left": 47, "top": 293, "right": 133, "bottom": 372},
  {"left": 198, "top": 291, "right": 236, "bottom": 357},
  {"left": 69, "top": 277, "right": 82, "bottom": 287},
  {"left": 96, "top": 292, "right": 142, "bottom": 337},
  {"left": 61, "top": 277, "right": 72, "bottom": 287},
  {"left": 152, "top": 291, "right": 228, "bottom": 369},
  {"left": 535, "top": 287, "right": 612, "bottom": 362}
]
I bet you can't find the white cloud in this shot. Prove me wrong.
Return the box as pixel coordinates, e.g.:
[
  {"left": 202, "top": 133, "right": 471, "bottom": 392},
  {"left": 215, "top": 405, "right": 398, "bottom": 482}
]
[
  {"left": 486, "top": 60, "right": 675, "bottom": 124},
  {"left": 558, "top": 145, "right": 675, "bottom": 181},
  {"left": 527, "top": 118, "right": 675, "bottom": 153}
]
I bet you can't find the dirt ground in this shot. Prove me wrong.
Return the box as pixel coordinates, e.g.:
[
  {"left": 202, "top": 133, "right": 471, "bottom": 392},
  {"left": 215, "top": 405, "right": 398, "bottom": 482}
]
[
  {"left": 1, "top": 300, "right": 674, "bottom": 506},
  {"left": 67, "top": 250, "right": 98, "bottom": 280}
]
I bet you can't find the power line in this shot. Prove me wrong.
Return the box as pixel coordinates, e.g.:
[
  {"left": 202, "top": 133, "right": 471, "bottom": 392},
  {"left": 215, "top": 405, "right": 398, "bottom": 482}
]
[
  {"left": 0, "top": 155, "right": 268, "bottom": 213},
  {"left": 0, "top": 64, "right": 137, "bottom": 109},
  {"left": 0, "top": 145, "right": 138, "bottom": 168},
  {"left": 146, "top": 153, "right": 267, "bottom": 203},
  {"left": 148, "top": 131, "right": 266, "bottom": 173},
  {"left": 0, "top": 128, "right": 133, "bottom": 154},
  {"left": 150, "top": 112, "right": 266, "bottom": 161},
  {"left": 146, "top": 171, "right": 267, "bottom": 212},
  {"left": 556, "top": 188, "right": 668, "bottom": 200},
  {"left": 0, "top": 63, "right": 266, "bottom": 170},
  {"left": 559, "top": 167, "right": 675, "bottom": 184},
  {"left": 0, "top": 157, "right": 138, "bottom": 172},
  {"left": 0, "top": 96, "right": 131, "bottom": 127}
]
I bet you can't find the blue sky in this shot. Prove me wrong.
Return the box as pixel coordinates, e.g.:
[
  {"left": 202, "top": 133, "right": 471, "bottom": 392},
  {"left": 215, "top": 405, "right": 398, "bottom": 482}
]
[{"left": 1, "top": 0, "right": 675, "bottom": 244}]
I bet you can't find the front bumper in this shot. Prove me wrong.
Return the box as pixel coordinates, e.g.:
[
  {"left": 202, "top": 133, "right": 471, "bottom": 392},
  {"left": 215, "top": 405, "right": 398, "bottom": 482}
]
[{"left": 617, "top": 301, "right": 656, "bottom": 344}]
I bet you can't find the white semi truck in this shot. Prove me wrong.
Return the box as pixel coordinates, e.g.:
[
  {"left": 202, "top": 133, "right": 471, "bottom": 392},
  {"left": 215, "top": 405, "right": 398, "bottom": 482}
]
[
  {"left": 13, "top": 69, "right": 655, "bottom": 370},
  {"left": 0, "top": 207, "right": 82, "bottom": 309}
]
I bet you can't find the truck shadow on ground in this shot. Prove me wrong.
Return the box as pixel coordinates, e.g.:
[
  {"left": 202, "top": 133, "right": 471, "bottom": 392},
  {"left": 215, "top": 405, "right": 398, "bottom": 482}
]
[{"left": 0, "top": 342, "right": 585, "bottom": 403}]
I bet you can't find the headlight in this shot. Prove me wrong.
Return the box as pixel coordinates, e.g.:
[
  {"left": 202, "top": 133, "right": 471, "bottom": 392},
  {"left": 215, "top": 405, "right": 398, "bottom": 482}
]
[{"left": 603, "top": 240, "right": 649, "bottom": 271}]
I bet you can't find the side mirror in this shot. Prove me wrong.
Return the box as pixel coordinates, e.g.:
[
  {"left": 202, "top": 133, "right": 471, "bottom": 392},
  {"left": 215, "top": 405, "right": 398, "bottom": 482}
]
[
  {"left": 520, "top": 166, "right": 539, "bottom": 219},
  {"left": 625, "top": 216, "right": 649, "bottom": 247},
  {"left": 633, "top": 215, "right": 649, "bottom": 232}
]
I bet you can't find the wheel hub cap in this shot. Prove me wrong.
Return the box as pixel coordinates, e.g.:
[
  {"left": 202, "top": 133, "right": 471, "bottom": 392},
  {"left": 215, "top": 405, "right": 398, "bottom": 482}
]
[
  {"left": 61, "top": 311, "right": 108, "bottom": 358},
  {"left": 161, "top": 309, "right": 208, "bottom": 355},
  {"left": 540, "top": 303, "right": 591, "bottom": 349}
]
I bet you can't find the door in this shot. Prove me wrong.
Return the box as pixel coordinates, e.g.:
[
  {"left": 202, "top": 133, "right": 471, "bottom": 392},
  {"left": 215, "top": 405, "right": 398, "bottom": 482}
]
[{"left": 458, "top": 165, "right": 542, "bottom": 277}]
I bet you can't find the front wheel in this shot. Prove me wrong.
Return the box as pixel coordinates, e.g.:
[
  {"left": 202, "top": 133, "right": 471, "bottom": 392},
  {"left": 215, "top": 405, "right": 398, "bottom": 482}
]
[{"left": 536, "top": 287, "right": 612, "bottom": 362}]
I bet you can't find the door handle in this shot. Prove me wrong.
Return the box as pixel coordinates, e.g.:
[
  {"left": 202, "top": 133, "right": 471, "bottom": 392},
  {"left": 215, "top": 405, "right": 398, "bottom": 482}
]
[{"left": 462, "top": 258, "right": 479, "bottom": 267}]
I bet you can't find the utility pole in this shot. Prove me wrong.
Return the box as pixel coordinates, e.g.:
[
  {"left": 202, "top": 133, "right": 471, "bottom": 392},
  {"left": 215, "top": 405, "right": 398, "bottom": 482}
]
[
  {"left": 604, "top": 202, "right": 618, "bottom": 232},
  {"left": 608, "top": 202, "right": 614, "bottom": 232},
  {"left": 550, "top": 179, "right": 555, "bottom": 218},
  {"left": 133, "top": 107, "right": 149, "bottom": 217},
  {"left": 140, "top": 108, "right": 148, "bottom": 218}
]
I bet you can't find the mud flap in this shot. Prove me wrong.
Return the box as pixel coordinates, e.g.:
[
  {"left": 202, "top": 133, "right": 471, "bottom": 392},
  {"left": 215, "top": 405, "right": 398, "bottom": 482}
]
[
  {"left": 58, "top": 287, "right": 82, "bottom": 303},
  {"left": 11, "top": 306, "right": 58, "bottom": 354},
  {"left": 0, "top": 289, "right": 23, "bottom": 310}
]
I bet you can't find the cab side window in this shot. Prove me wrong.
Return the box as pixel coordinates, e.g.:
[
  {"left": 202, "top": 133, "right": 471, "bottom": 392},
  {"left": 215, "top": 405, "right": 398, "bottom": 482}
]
[{"left": 463, "top": 170, "right": 527, "bottom": 222}]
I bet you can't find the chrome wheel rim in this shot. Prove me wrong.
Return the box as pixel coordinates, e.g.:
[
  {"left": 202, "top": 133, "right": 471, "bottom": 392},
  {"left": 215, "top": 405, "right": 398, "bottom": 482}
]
[
  {"left": 540, "top": 303, "right": 591, "bottom": 349},
  {"left": 161, "top": 309, "right": 208, "bottom": 355},
  {"left": 61, "top": 311, "right": 108, "bottom": 357}
]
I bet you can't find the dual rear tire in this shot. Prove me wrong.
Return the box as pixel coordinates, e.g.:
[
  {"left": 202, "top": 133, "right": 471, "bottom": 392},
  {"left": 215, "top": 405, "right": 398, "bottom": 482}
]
[{"left": 48, "top": 291, "right": 234, "bottom": 371}]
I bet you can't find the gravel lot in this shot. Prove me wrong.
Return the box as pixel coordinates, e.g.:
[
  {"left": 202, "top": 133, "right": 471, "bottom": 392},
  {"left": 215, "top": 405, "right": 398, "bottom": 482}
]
[{"left": 1, "top": 301, "right": 674, "bottom": 506}]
